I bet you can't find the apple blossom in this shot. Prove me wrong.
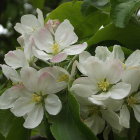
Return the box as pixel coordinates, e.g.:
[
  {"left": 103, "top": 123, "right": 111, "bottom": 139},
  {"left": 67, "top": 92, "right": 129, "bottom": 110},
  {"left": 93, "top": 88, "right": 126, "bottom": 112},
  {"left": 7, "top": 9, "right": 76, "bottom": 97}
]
[
  {"left": 71, "top": 57, "right": 131, "bottom": 103},
  {"left": 0, "top": 67, "right": 66, "bottom": 128},
  {"left": 33, "top": 19, "right": 87, "bottom": 63}
]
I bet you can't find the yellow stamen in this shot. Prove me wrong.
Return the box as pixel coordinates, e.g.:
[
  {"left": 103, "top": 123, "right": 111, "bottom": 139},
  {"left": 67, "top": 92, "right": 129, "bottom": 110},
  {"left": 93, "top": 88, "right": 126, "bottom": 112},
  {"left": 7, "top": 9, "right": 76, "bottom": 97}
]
[
  {"left": 127, "top": 96, "right": 138, "bottom": 106},
  {"left": 52, "top": 43, "right": 59, "bottom": 55},
  {"left": 32, "top": 94, "right": 42, "bottom": 103},
  {"left": 122, "top": 63, "right": 127, "bottom": 70},
  {"left": 57, "top": 74, "right": 69, "bottom": 82},
  {"left": 98, "top": 79, "right": 110, "bottom": 92}
]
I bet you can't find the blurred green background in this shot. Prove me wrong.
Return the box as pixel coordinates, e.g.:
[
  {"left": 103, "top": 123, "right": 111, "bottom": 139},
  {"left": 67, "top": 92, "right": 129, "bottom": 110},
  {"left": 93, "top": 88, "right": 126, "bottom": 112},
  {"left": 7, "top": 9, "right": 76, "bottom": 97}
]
[{"left": 0, "top": 0, "right": 72, "bottom": 64}]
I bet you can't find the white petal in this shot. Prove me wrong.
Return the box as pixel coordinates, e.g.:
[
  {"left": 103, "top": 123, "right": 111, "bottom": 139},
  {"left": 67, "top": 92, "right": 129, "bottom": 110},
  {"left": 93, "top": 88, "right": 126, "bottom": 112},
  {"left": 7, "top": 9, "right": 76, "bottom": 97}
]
[
  {"left": 125, "top": 50, "right": 140, "bottom": 67},
  {"left": 84, "top": 115, "right": 105, "bottom": 135},
  {"left": 119, "top": 105, "right": 130, "bottom": 128},
  {"left": 50, "top": 53, "right": 67, "bottom": 63},
  {"left": 79, "top": 51, "right": 91, "bottom": 63},
  {"left": 33, "top": 49, "right": 52, "bottom": 61},
  {"left": 45, "top": 94, "right": 62, "bottom": 115},
  {"left": 110, "top": 45, "right": 125, "bottom": 62},
  {"left": 0, "top": 85, "right": 25, "bottom": 109},
  {"left": 21, "top": 14, "right": 40, "bottom": 28},
  {"left": 14, "top": 23, "right": 26, "bottom": 34},
  {"left": 88, "top": 97, "right": 104, "bottom": 106},
  {"left": 95, "top": 46, "right": 111, "bottom": 61},
  {"left": 33, "top": 27, "right": 53, "bottom": 52},
  {"left": 63, "top": 42, "right": 87, "bottom": 55},
  {"left": 23, "top": 104, "right": 44, "bottom": 129},
  {"left": 20, "top": 67, "right": 38, "bottom": 92},
  {"left": 4, "top": 50, "right": 28, "bottom": 69},
  {"left": 122, "top": 68, "right": 140, "bottom": 93},
  {"left": 132, "top": 105, "right": 140, "bottom": 122},
  {"left": 11, "top": 97, "right": 35, "bottom": 117},
  {"left": 55, "top": 19, "right": 78, "bottom": 47},
  {"left": 101, "top": 109, "right": 122, "bottom": 131},
  {"left": 110, "top": 82, "right": 131, "bottom": 100},
  {"left": 38, "top": 69, "right": 56, "bottom": 92},
  {"left": 1, "top": 65, "right": 21, "bottom": 83},
  {"left": 103, "top": 98, "right": 123, "bottom": 111},
  {"left": 37, "top": 8, "right": 44, "bottom": 26},
  {"left": 106, "top": 59, "right": 123, "bottom": 84},
  {"left": 86, "top": 59, "right": 107, "bottom": 81},
  {"left": 71, "top": 77, "right": 98, "bottom": 97}
]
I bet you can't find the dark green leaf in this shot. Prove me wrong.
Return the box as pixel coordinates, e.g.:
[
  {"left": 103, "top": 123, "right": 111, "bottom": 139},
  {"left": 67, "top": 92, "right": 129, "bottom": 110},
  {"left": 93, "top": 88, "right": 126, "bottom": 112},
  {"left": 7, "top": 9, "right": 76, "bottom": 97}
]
[
  {"left": 110, "top": 0, "right": 140, "bottom": 28},
  {"left": 0, "top": 133, "right": 5, "bottom": 140},
  {"left": 6, "top": 117, "right": 30, "bottom": 140},
  {"left": 46, "top": 1, "right": 109, "bottom": 41},
  {"left": 50, "top": 93, "right": 98, "bottom": 140},
  {"left": 0, "top": 110, "right": 15, "bottom": 137},
  {"left": 87, "top": 23, "right": 140, "bottom": 51}
]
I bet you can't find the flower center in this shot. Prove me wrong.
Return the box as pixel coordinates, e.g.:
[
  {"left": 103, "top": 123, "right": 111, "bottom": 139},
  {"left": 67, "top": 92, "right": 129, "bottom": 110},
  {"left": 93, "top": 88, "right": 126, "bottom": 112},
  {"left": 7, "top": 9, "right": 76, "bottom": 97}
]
[
  {"left": 52, "top": 43, "right": 60, "bottom": 55},
  {"left": 57, "top": 74, "right": 69, "bottom": 82},
  {"left": 88, "top": 105, "right": 100, "bottom": 115},
  {"left": 32, "top": 94, "right": 42, "bottom": 103},
  {"left": 127, "top": 96, "right": 138, "bottom": 106},
  {"left": 98, "top": 79, "right": 110, "bottom": 92}
]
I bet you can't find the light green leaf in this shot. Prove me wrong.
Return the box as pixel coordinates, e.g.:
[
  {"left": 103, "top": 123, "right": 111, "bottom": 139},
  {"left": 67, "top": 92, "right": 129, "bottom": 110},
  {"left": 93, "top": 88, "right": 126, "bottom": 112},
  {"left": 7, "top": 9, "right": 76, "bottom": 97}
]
[
  {"left": 87, "top": 23, "right": 140, "bottom": 51},
  {"left": 46, "top": 1, "right": 109, "bottom": 40},
  {"left": 50, "top": 93, "right": 98, "bottom": 140},
  {"left": 29, "top": 0, "right": 45, "bottom": 9},
  {"left": 110, "top": 0, "right": 140, "bottom": 28}
]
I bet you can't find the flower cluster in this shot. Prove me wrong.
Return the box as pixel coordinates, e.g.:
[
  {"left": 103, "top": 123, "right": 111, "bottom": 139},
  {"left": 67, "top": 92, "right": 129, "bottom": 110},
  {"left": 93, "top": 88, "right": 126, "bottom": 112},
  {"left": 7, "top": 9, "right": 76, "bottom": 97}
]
[
  {"left": 71, "top": 46, "right": 140, "bottom": 137},
  {"left": 0, "top": 9, "right": 87, "bottom": 129},
  {"left": 0, "top": 8, "right": 140, "bottom": 139}
]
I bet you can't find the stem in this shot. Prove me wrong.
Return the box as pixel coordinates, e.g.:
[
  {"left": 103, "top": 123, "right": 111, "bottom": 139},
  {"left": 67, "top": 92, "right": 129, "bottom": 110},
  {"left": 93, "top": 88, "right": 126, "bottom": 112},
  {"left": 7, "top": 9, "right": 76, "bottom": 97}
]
[{"left": 66, "top": 55, "right": 78, "bottom": 70}]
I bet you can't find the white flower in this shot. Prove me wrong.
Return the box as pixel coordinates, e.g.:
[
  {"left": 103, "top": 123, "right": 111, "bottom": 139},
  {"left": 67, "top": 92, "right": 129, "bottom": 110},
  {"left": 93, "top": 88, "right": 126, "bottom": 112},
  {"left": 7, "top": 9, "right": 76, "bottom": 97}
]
[
  {"left": 0, "top": 67, "right": 64, "bottom": 128},
  {"left": 14, "top": 8, "right": 44, "bottom": 35},
  {"left": 33, "top": 19, "right": 87, "bottom": 63},
  {"left": 119, "top": 68, "right": 140, "bottom": 128},
  {"left": 80, "top": 104, "right": 122, "bottom": 135},
  {"left": 71, "top": 58, "right": 131, "bottom": 103},
  {"left": 95, "top": 45, "right": 140, "bottom": 69}
]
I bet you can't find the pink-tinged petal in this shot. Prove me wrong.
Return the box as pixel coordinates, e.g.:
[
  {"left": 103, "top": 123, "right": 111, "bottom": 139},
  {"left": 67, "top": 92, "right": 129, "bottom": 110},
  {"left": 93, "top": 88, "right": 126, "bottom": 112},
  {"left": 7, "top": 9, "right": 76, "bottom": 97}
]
[
  {"left": 33, "top": 27, "right": 53, "bottom": 53},
  {"left": 63, "top": 42, "right": 87, "bottom": 55},
  {"left": 0, "top": 85, "right": 27, "bottom": 109},
  {"left": 4, "top": 50, "right": 28, "bottom": 69},
  {"left": 50, "top": 53, "right": 67, "bottom": 63},
  {"left": 37, "top": 70, "right": 56, "bottom": 93},
  {"left": 20, "top": 67, "right": 38, "bottom": 92}
]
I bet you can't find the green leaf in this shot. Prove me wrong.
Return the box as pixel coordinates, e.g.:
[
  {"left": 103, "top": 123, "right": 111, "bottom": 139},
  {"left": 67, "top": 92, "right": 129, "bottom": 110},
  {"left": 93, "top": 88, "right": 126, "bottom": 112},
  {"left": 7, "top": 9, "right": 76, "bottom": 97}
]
[
  {"left": 46, "top": 1, "right": 109, "bottom": 40},
  {"left": 110, "top": 0, "right": 140, "bottom": 28},
  {"left": 29, "top": 0, "right": 45, "bottom": 9},
  {"left": 50, "top": 93, "right": 98, "bottom": 140},
  {"left": 81, "top": 0, "right": 110, "bottom": 15},
  {"left": 0, "top": 110, "right": 30, "bottom": 140},
  {"left": 87, "top": 23, "right": 140, "bottom": 51},
  {"left": 0, "top": 110, "right": 15, "bottom": 137},
  {"left": 6, "top": 117, "right": 30, "bottom": 140},
  {"left": 0, "top": 133, "right": 5, "bottom": 140}
]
